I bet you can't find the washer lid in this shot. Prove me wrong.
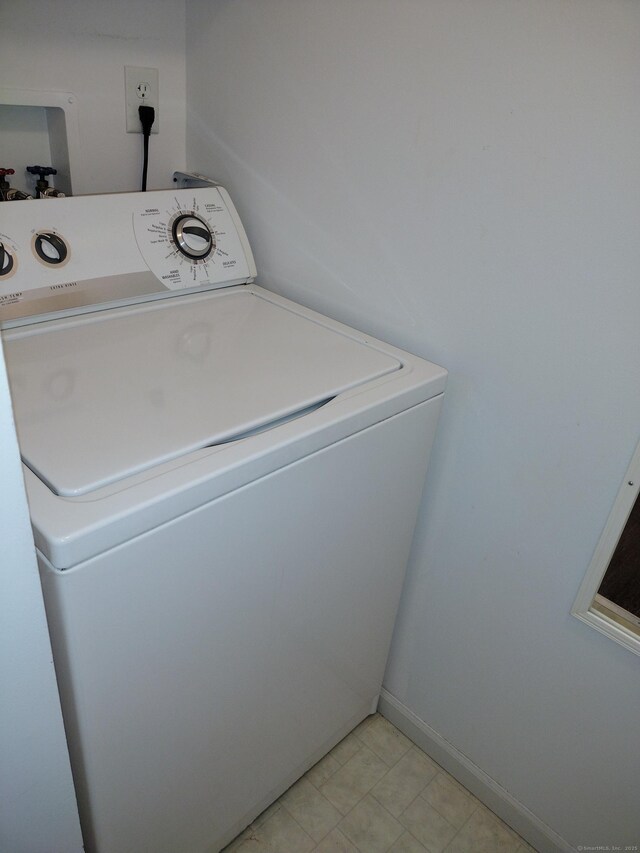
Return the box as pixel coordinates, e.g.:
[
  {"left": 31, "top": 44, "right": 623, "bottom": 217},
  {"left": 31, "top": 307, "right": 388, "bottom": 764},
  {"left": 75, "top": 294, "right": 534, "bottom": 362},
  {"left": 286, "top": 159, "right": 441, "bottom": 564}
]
[{"left": 5, "top": 288, "right": 402, "bottom": 497}]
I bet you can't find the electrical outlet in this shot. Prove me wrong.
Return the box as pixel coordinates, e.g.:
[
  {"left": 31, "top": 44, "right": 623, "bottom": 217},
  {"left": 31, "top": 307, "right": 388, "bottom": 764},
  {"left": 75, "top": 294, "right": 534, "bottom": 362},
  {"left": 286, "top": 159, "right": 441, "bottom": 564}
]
[{"left": 125, "top": 66, "right": 159, "bottom": 134}]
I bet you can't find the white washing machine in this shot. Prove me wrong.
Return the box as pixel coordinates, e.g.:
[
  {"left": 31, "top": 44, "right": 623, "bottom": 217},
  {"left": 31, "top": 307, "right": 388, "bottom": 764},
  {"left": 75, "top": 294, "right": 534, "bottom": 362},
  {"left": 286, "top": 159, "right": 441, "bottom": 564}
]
[{"left": 0, "top": 187, "right": 446, "bottom": 853}]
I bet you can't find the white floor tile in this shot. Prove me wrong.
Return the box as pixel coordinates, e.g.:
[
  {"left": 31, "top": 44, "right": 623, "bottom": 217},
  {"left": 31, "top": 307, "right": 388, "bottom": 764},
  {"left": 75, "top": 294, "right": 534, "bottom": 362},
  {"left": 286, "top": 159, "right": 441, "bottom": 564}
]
[
  {"left": 319, "top": 745, "right": 388, "bottom": 815},
  {"left": 313, "top": 827, "right": 360, "bottom": 853},
  {"left": 444, "top": 806, "right": 522, "bottom": 853},
  {"left": 389, "top": 831, "right": 430, "bottom": 853},
  {"left": 330, "top": 732, "right": 362, "bottom": 766},
  {"left": 223, "top": 716, "right": 536, "bottom": 853},
  {"left": 399, "top": 794, "right": 458, "bottom": 853},
  {"left": 338, "top": 793, "right": 404, "bottom": 852},
  {"left": 356, "top": 714, "right": 412, "bottom": 766},
  {"left": 421, "top": 772, "right": 479, "bottom": 829},
  {"left": 371, "top": 747, "right": 438, "bottom": 817},
  {"left": 281, "top": 777, "right": 342, "bottom": 842},
  {"left": 306, "top": 751, "right": 342, "bottom": 788},
  {"left": 248, "top": 806, "right": 315, "bottom": 853}
]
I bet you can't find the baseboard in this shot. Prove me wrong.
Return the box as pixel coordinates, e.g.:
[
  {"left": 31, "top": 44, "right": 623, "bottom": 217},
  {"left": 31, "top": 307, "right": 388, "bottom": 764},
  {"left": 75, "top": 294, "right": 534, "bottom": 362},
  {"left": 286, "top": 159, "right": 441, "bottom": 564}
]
[{"left": 378, "top": 689, "right": 573, "bottom": 853}]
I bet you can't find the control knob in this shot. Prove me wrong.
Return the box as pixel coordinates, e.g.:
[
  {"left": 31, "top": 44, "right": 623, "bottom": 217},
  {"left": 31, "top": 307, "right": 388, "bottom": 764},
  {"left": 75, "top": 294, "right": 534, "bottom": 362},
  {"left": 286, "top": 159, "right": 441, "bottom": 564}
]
[
  {"left": 171, "top": 214, "right": 215, "bottom": 260},
  {"left": 0, "top": 242, "right": 15, "bottom": 276},
  {"left": 34, "top": 232, "right": 68, "bottom": 265}
]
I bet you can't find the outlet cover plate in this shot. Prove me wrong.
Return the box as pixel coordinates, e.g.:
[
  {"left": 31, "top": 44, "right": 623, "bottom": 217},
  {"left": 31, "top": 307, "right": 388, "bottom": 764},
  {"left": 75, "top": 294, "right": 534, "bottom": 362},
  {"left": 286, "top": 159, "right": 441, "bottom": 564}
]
[{"left": 125, "top": 66, "right": 159, "bottom": 134}]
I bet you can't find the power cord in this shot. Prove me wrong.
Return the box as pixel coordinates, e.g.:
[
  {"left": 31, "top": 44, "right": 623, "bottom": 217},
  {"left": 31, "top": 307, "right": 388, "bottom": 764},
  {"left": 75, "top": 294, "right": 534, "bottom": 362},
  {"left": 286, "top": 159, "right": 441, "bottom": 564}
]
[{"left": 138, "top": 105, "right": 155, "bottom": 192}]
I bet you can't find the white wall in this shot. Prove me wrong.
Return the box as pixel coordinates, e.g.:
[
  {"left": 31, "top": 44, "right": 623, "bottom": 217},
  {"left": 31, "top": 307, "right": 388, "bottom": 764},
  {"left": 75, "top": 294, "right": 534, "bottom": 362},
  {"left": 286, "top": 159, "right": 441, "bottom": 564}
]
[
  {"left": 0, "top": 0, "right": 186, "bottom": 194},
  {"left": 185, "top": 1, "right": 640, "bottom": 847},
  {"left": 0, "top": 344, "right": 83, "bottom": 851}
]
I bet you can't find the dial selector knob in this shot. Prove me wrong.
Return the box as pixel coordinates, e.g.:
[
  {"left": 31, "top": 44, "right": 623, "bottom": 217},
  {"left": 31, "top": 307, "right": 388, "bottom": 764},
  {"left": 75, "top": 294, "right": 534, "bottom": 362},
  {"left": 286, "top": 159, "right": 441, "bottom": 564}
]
[
  {"left": 0, "top": 242, "right": 15, "bottom": 277},
  {"left": 171, "top": 214, "right": 214, "bottom": 260},
  {"left": 34, "top": 231, "right": 68, "bottom": 265}
]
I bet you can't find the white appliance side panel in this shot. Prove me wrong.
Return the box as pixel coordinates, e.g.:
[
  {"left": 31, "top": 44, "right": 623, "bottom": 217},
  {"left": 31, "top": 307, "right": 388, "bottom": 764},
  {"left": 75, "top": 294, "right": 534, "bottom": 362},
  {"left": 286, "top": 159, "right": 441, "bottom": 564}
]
[{"left": 40, "top": 398, "right": 441, "bottom": 853}]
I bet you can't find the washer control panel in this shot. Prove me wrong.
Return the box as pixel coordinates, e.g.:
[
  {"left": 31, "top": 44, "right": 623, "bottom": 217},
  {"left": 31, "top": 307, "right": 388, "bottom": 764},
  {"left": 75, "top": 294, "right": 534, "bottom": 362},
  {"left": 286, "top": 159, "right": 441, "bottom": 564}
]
[
  {"left": 133, "top": 191, "right": 253, "bottom": 290},
  {"left": 0, "top": 187, "right": 256, "bottom": 325}
]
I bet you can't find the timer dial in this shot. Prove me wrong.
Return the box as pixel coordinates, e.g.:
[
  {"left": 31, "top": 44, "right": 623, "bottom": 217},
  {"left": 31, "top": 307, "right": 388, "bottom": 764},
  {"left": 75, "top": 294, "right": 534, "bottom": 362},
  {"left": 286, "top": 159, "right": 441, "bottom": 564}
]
[{"left": 171, "top": 214, "right": 215, "bottom": 260}]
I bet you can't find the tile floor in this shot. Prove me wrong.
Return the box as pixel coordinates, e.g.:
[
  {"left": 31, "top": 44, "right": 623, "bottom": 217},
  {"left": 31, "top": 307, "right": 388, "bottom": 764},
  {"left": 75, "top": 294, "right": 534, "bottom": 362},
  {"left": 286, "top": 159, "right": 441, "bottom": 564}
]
[{"left": 224, "top": 713, "right": 536, "bottom": 853}]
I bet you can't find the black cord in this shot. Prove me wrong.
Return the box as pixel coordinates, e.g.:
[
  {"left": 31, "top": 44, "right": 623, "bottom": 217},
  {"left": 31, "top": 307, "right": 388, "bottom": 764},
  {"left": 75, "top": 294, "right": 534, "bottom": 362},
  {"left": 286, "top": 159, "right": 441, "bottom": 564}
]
[
  {"left": 141, "top": 132, "right": 149, "bottom": 192},
  {"left": 138, "top": 106, "right": 155, "bottom": 192}
]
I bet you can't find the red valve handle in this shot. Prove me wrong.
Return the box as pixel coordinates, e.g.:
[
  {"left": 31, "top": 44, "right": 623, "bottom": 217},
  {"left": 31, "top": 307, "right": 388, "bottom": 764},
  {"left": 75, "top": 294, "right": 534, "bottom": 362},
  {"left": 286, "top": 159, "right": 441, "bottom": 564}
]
[{"left": 0, "top": 168, "right": 16, "bottom": 177}]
